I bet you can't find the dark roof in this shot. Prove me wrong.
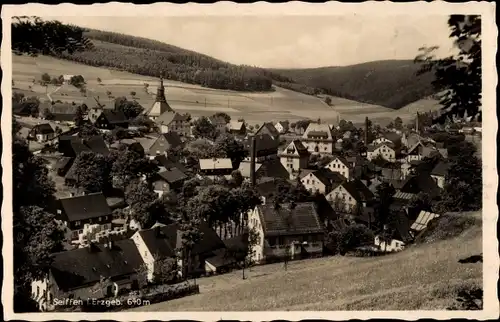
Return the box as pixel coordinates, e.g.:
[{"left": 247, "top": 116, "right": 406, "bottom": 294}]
[
  {"left": 155, "top": 155, "right": 189, "bottom": 174},
  {"left": 52, "top": 113, "right": 76, "bottom": 122},
  {"left": 255, "top": 178, "right": 283, "bottom": 198},
  {"left": 32, "top": 123, "right": 54, "bottom": 135},
  {"left": 312, "top": 195, "right": 339, "bottom": 222},
  {"left": 312, "top": 168, "right": 346, "bottom": 187},
  {"left": 102, "top": 110, "right": 128, "bottom": 124},
  {"left": 54, "top": 156, "right": 73, "bottom": 170},
  {"left": 45, "top": 102, "right": 78, "bottom": 114},
  {"left": 430, "top": 161, "right": 450, "bottom": 177},
  {"left": 255, "top": 159, "right": 290, "bottom": 180},
  {"left": 84, "top": 136, "right": 110, "bottom": 156},
  {"left": 258, "top": 202, "right": 324, "bottom": 236},
  {"left": 162, "top": 132, "right": 183, "bottom": 148},
  {"left": 383, "top": 132, "right": 402, "bottom": 143},
  {"left": 157, "top": 168, "right": 188, "bottom": 184},
  {"left": 59, "top": 193, "right": 112, "bottom": 222},
  {"left": 381, "top": 167, "right": 403, "bottom": 180},
  {"left": 341, "top": 179, "right": 375, "bottom": 203},
  {"left": 139, "top": 222, "right": 225, "bottom": 258},
  {"left": 400, "top": 173, "right": 441, "bottom": 198},
  {"left": 70, "top": 140, "right": 92, "bottom": 155},
  {"left": 244, "top": 134, "right": 279, "bottom": 154},
  {"left": 256, "top": 122, "right": 280, "bottom": 138},
  {"left": 50, "top": 239, "right": 143, "bottom": 291}
]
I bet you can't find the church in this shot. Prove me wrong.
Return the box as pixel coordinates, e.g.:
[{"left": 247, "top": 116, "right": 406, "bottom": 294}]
[{"left": 144, "top": 74, "right": 190, "bottom": 137}]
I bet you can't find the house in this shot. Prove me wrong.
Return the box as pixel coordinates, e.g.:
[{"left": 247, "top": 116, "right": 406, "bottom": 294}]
[
  {"left": 374, "top": 132, "right": 402, "bottom": 147},
  {"left": 58, "top": 135, "right": 109, "bottom": 158},
  {"left": 379, "top": 166, "right": 404, "bottom": 181},
  {"left": 208, "top": 116, "right": 228, "bottom": 133},
  {"left": 326, "top": 179, "right": 374, "bottom": 213},
  {"left": 155, "top": 155, "right": 189, "bottom": 174},
  {"left": 148, "top": 132, "right": 183, "bottom": 157},
  {"left": 398, "top": 173, "right": 442, "bottom": 199},
  {"left": 255, "top": 122, "right": 280, "bottom": 140},
  {"left": 366, "top": 143, "right": 397, "bottom": 162},
  {"left": 402, "top": 132, "right": 422, "bottom": 148},
  {"left": 227, "top": 121, "right": 247, "bottom": 136},
  {"left": 152, "top": 168, "right": 189, "bottom": 197},
  {"left": 131, "top": 223, "right": 226, "bottom": 280},
  {"left": 422, "top": 145, "right": 448, "bottom": 159},
  {"left": 430, "top": 161, "right": 450, "bottom": 189},
  {"left": 94, "top": 110, "right": 129, "bottom": 130},
  {"left": 28, "top": 123, "right": 55, "bottom": 142},
  {"left": 243, "top": 134, "right": 279, "bottom": 162},
  {"left": 54, "top": 192, "right": 114, "bottom": 246},
  {"left": 374, "top": 236, "right": 405, "bottom": 252},
  {"left": 31, "top": 239, "right": 144, "bottom": 311},
  {"left": 238, "top": 158, "right": 290, "bottom": 182},
  {"left": 144, "top": 76, "right": 175, "bottom": 121},
  {"left": 301, "top": 122, "right": 335, "bottom": 154},
  {"left": 278, "top": 140, "right": 310, "bottom": 176},
  {"left": 300, "top": 168, "right": 346, "bottom": 195},
  {"left": 247, "top": 202, "right": 325, "bottom": 264},
  {"left": 274, "top": 121, "right": 289, "bottom": 134},
  {"left": 199, "top": 158, "right": 234, "bottom": 179},
  {"left": 154, "top": 111, "right": 190, "bottom": 136},
  {"left": 110, "top": 139, "right": 146, "bottom": 156},
  {"left": 62, "top": 74, "right": 74, "bottom": 84},
  {"left": 324, "top": 156, "right": 353, "bottom": 181},
  {"left": 405, "top": 141, "right": 425, "bottom": 163},
  {"left": 410, "top": 210, "right": 441, "bottom": 235}
]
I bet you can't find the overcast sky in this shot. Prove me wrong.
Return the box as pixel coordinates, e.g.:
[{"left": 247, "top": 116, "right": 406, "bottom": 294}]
[{"left": 50, "top": 15, "right": 455, "bottom": 69}]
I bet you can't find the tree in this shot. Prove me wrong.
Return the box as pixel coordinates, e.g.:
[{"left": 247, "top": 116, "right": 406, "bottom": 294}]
[
  {"left": 213, "top": 133, "right": 247, "bottom": 168},
  {"left": 324, "top": 96, "right": 332, "bottom": 106},
  {"left": 41, "top": 73, "right": 51, "bottom": 85},
  {"left": 73, "top": 105, "right": 85, "bottom": 126},
  {"left": 144, "top": 83, "right": 149, "bottom": 93},
  {"left": 97, "top": 77, "right": 102, "bottom": 84},
  {"left": 394, "top": 117, "right": 403, "bottom": 130},
  {"left": 41, "top": 107, "right": 54, "bottom": 120},
  {"left": 115, "top": 98, "right": 144, "bottom": 119},
  {"left": 69, "top": 75, "right": 86, "bottom": 89},
  {"left": 12, "top": 16, "right": 92, "bottom": 56},
  {"left": 192, "top": 116, "right": 217, "bottom": 139},
  {"left": 72, "top": 151, "right": 109, "bottom": 193},
  {"left": 106, "top": 90, "right": 112, "bottom": 98},
  {"left": 111, "top": 150, "right": 159, "bottom": 188},
  {"left": 214, "top": 112, "right": 231, "bottom": 124},
  {"left": 230, "top": 170, "right": 244, "bottom": 187},
  {"left": 415, "top": 15, "right": 481, "bottom": 122},
  {"left": 130, "top": 91, "right": 137, "bottom": 97},
  {"left": 338, "top": 224, "right": 375, "bottom": 255},
  {"left": 409, "top": 192, "right": 434, "bottom": 214},
  {"left": 152, "top": 255, "right": 178, "bottom": 286},
  {"left": 437, "top": 155, "right": 482, "bottom": 213},
  {"left": 77, "top": 124, "right": 100, "bottom": 141},
  {"left": 125, "top": 180, "right": 167, "bottom": 229},
  {"left": 374, "top": 182, "right": 396, "bottom": 230}
]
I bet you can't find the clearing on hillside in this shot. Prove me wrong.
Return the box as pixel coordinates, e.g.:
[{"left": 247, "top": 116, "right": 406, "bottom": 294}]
[{"left": 130, "top": 212, "right": 482, "bottom": 311}]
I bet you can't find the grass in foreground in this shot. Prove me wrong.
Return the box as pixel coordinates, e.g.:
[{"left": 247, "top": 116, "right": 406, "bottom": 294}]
[{"left": 130, "top": 212, "right": 482, "bottom": 311}]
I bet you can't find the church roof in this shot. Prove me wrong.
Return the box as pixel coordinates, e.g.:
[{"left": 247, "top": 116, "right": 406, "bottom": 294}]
[{"left": 145, "top": 75, "right": 174, "bottom": 116}]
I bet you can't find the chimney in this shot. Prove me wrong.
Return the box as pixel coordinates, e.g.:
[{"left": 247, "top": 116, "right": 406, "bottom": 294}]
[
  {"left": 250, "top": 136, "right": 257, "bottom": 187},
  {"left": 69, "top": 192, "right": 74, "bottom": 197},
  {"left": 364, "top": 117, "right": 369, "bottom": 144}
]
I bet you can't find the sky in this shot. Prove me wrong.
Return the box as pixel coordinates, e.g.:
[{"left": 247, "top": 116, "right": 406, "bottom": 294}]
[{"left": 50, "top": 15, "right": 455, "bottom": 69}]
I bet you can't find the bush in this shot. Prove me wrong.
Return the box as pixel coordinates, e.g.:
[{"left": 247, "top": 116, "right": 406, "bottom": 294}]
[
  {"left": 337, "top": 224, "right": 375, "bottom": 255},
  {"left": 415, "top": 212, "right": 480, "bottom": 244}
]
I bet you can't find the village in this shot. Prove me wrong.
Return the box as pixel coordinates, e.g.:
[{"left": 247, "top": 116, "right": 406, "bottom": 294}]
[{"left": 12, "top": 71, "right": 483, "bottom": 312}]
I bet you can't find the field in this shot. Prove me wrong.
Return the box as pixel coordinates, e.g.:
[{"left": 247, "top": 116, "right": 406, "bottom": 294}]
[
  {"left": 130, "top": 212, "right": 482, "bottom": 311},
  {"left": 12, "top": 55, "right": 443, "bottom": 127}
]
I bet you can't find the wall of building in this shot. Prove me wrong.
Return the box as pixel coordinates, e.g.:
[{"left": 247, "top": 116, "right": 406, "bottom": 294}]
[
  {"left": 327, "top": 185, "right": 357, "bottom": 212},
  {"left": 325, "top": 159, "right": 350, "bottom": 180},
  {"left": 301, "top": 172, "right": 327, "bottom": 194},
  {"left": 247, "top": 207, "right": 265, "bottom": 264},
  {"left": 431, "top": 174, "right": 445, "bottom": 189},
  {"left": 302, "top": 140, "right": 334, "bottom": 154}
]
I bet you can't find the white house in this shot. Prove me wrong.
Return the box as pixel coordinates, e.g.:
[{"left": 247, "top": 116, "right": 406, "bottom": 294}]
[
  {"left": 366, "top": 143, "right": 397, "bottom": 162},
  {"left": 374, "top": 236, "right": 405, "bottom": 252},
  {"left": 326, "top": 179, "right": 374, "bottom": 212},
  {"left": 278, "top": 140, "right": 310, "bottom": 177},
  {"left": 301, "top": 122, "right": 335, "bottom": 154},
  {"left": 430, "top": 161, "right": 450, "bottom": 189},
  {"left": 300, "top": 168, "right": 346, "bottom": 195},
  {"left": 324, "top": 156, "right": 353, "bottom": 181},
  {"left": 274, "top": 121, "right": 289, "bottom": 134},
  {"left": 154, "top": 111, "right": 190, "bottom": 137}
]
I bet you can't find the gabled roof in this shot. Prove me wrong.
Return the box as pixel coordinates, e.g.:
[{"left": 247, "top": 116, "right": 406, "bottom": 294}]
[
  {"left": 161, "top": 132, "right": 183, "bottom": 148},
  {"left": 31, "top": 123, "right": 54, "bottom": 135},
  {"left": 54, "top": 156, "right": 73, "bottom": 171},
  {"left": 368, "top": 142, "right": 396, "bottom": 152},
  {"left": 327, "top": 155, "right": 351, "bottom": 169},
  {"left": 411, "top": 211, "right": 441, "bottom": 231},
  {"left": 303, "top": 123, "right": 333, "bottom": 140},
  {"left": 310, "top": 168, "right": 346, "bottom": 187},
  {"left": 208, "top": 116, "right": 228, "bottom": 125},
  {"left": 430, "top": 161, "right": 450, "bottom": 177},
  {"left": 101, "top": 110, "right": 128, "bottom": 124},
  {"left": 340, "top": 179, "right": 374, "bottom": 203},
  {"left": 156, "top": 168, "right": 188, "bottom": 184},
  {"left": 228, "top": 121, "right": 245, "bottom": 131},
  {"left": 50, "top": 239, "right": 144, "bottom": 291},
  {"left": 382, "top": 132, "right": 402, "bottom": 143},
  {"left": 255, "top": 122, "right": 280, "bottom": 138},
  {"left": 400, "top": 173, "right": 441, "bottom": 197},
  {"left": 155, "top": 155, "right": 189, "bottom": 174},
  {"left": 154, "top": 111, "right": 189, "bottom": 126},
  {"left": 58, "top": 192, "right": 112, "bottom": 222},
  {"left": 84, "top": 136, "right": 110, "bottom": 156},
  {"left": 238, "top": 161, "right": 263, "bottom": 178},
  {"left": 243, "top": 134, "right": 279, "bottom": 154},
  {"left": 199, "top": 158, "right": 233, "bottom": 170},
  {"left": 257, "top": 202, "right": 324, "bottom": 236}
]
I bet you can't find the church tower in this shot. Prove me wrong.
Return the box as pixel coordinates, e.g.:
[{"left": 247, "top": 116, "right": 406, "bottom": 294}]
[{"left": 145, "top": 72, "right": 174, "bottom": 120}]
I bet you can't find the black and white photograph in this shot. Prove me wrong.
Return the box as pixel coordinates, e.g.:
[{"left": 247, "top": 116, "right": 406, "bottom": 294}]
[{"left": 1, "top": 2, "right": 498, "bottom": 320}]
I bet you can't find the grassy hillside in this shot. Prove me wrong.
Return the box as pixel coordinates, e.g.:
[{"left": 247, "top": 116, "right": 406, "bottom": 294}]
[
  {"left": 130, "top": 212, "right": 482, "bottom": 311},
  {"left": 273, "top": 60, "right": 438, "bottom": 110}
]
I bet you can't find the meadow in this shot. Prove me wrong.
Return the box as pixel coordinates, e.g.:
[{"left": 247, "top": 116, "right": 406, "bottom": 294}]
[
  {"left": 130, "top": 212, "right": 482, "bottom": 311},
  {"left": 12, "top": 54, "right": 442, "bottom": 127}
]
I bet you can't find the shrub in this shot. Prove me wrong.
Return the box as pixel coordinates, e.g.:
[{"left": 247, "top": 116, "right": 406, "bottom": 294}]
[
  {"left": 338, "top": 224, "right": 375, "bottom": 255},
  {"left": 415, "top": 212, "right": 480, "bottom": 244}
]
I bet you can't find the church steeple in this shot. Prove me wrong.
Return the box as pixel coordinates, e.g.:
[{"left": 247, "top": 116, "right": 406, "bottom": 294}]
[{"left": 156, "top": 72, "right": 167, "bottom": 103}]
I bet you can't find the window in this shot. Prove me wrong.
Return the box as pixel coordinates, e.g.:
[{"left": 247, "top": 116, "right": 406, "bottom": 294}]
[
  {"left": 306, "top": 179, "right": 310, "bottom": 184},
  {"left": 98, "top": 217, "right": 102, "bottom": 222},
  {"left": 78, "top": 230, "right": 83, "bottom": 234},
  {"left": 36, "top": 286, "right": 40, "bottom": 297},
  {"left": 311, "top": 180, "right": 315, "bottom": 184},
  {"left": 57, "top": 209, "right": 61, "bottom": 214},
  {"left": 75, "top": 221, "right": 80, "bottom": 226}
]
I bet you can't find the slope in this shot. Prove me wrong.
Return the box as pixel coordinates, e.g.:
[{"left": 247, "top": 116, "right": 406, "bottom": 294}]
[
  {"left": 130, "top": 212, "right": 482, "bottom": 311},
  {"left": 273, "top": 60, "right": 438, "bottom": 110}
]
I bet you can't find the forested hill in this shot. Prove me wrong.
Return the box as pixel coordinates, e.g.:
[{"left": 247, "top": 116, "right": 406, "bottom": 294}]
[
  {"left": 54, "top": 29, "right": 438, "bottom": 109},
  {"left": 271, "top": 60, "right": 439, "bottom": 110},
  {"left": 55, "top": 29, "right": 293, "bottom": 92}
]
